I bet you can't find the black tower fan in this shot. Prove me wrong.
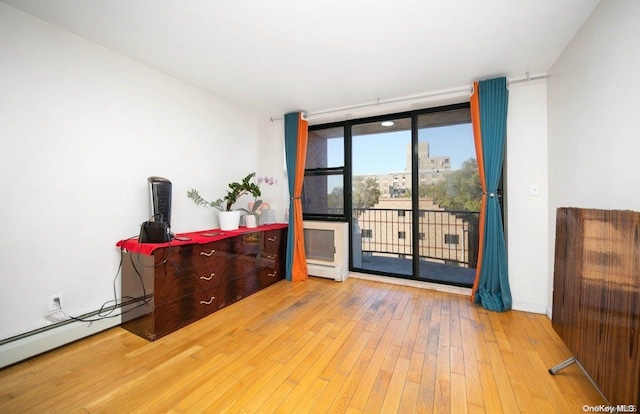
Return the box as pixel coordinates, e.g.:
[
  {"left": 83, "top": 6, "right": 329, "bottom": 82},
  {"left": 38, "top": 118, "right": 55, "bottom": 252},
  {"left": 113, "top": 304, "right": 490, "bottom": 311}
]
[{"left": 148, "top": 176, "right": 172, "bottom": 228}]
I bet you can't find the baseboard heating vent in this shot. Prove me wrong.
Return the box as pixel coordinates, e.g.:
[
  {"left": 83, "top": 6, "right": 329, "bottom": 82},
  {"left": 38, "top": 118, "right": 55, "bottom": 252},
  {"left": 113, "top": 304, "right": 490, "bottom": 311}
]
[
  {"left": 307, "top": 263, "right": 344, "bottom": 282},
  {"left": 303, "top": 221, "right": 349, "bottom": 282}
]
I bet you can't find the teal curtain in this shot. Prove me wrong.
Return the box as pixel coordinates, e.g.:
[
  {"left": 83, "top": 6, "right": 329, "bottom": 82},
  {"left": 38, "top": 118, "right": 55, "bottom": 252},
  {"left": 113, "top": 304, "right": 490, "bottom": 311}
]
[
  {"left": 284, "top": 113, "right": 298, "bottom": 281},
  {"left": 474, "top": 77, "right": 512, "bottom": 311}
]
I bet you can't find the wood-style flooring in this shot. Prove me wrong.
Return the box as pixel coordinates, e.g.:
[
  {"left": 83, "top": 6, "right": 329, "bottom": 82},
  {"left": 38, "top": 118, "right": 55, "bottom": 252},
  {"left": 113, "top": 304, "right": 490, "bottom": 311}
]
[{"left": 0, "top": 277, "right": 605, "bottom": 413}]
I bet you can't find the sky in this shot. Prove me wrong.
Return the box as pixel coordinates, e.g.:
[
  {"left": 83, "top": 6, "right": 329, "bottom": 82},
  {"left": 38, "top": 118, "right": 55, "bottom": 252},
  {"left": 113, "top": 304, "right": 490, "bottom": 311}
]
[{"left": 329, "top": 123, "right": 475, "bottom": 176}]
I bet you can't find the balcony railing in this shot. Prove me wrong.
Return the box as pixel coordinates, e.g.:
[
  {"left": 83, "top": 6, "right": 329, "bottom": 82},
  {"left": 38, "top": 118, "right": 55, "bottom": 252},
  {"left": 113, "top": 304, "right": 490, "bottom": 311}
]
[{"left": 353, "top": 208, "right": 480, "bottom": 269}]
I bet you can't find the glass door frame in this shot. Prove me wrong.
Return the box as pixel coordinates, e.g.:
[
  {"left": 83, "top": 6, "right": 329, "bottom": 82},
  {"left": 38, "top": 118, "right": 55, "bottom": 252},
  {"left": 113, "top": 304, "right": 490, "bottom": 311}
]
[
  {"left": 303, "top": 103, "right": 477, "bottom": 287},
  {"left": 345, "top": 102, "right": 474, "bottom": 287}
]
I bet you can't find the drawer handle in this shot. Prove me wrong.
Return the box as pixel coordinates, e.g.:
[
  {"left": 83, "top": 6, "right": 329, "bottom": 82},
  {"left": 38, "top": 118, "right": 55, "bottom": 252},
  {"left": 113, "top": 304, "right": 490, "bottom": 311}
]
[
  {"left": 267, "top": 237, "right": 277, "bottom": 242},
  {"left": 268, "top": 272, "right": 277, "bottom": 277},
  {"left": 200, "top": 272, "right": 215, "bottom": 281},
  {"left": 200, "top": 249, "right": 216, "bottom": 257},
  {"left": 200, "top": 296, "right": 216, "bottom": 305},
  {"left": 266, "top": 254, "right": 276, "bottom": 260}
]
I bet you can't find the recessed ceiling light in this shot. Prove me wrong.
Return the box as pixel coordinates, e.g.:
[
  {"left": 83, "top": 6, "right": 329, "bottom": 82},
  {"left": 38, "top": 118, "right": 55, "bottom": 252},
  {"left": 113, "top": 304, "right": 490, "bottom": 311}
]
[{"left": 381, "top": 121, "right": 394, "bottom": 127}]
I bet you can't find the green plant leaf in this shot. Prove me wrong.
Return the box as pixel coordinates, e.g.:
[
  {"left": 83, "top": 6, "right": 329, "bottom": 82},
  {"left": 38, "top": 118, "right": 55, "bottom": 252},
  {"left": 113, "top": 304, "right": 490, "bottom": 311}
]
[
  {"left": 188, "top": 172, "right": 262, "bottom": 212},
  {"left": 251, "top": 199, "right": 263, "bottom": 213}
]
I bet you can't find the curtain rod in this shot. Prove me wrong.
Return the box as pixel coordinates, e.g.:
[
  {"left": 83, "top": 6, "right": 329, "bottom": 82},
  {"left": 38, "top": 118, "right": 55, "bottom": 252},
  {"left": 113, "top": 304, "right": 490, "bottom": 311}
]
[{"left": 270, "top": 72, "right": 547, "bottom": 122}]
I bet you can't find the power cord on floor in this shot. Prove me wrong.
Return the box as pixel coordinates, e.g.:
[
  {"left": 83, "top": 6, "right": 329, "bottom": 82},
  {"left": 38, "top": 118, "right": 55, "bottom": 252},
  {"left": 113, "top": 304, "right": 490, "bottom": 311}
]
[{"left": 54, "top": 237, "right": 154, "bottom": 324}]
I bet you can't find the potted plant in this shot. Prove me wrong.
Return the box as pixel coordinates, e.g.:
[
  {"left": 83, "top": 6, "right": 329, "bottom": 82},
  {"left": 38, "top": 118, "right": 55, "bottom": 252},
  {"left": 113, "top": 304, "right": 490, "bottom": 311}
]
[
  {"left": 187, "top": 172, "right": 261, "bottom": 231},
  {"left": 243, "top": 199, "right": 263, "bottom": 228}
]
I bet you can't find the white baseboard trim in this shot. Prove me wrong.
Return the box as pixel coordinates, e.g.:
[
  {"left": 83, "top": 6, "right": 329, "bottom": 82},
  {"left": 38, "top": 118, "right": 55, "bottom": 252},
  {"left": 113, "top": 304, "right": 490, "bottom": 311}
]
[
  {"left": 511, "top": 301, "right": 548, "bottom": 315},
  {"left": 349, "top": 272, "right": 549, "bottom": 316},
  {"left": 0, "top": 316, "right": 121, "bottom": 369}
]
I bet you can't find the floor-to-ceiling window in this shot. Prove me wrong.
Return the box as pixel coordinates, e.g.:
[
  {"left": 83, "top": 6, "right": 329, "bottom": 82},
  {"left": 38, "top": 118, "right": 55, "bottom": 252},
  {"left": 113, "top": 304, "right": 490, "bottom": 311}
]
[
  {"left": 415, "top": 107, "right": 479, "bottom": 286},
  {"left": 304, "top": 103, "right": 482, "bottom": 288},
  {"left": 351, "top": 117, "right": 413, "bottom": 277}
]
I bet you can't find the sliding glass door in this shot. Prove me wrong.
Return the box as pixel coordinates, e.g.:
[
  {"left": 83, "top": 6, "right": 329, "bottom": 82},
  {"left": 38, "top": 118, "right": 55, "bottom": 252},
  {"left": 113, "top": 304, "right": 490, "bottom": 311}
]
[
  {"left": 351, "top": 117, "right": 413, "bottom": 276},
  {"left": 305, "top": 103, "right": 481, "bottom": 288},
  {"left": 415, "top": 109, "right": 479, "bottom": 287}
]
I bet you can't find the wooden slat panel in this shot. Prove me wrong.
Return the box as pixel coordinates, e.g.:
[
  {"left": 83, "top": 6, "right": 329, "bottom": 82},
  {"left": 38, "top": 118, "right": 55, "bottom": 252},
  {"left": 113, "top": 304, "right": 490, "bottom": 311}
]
[{"left": 552, "top": 207, "right": 640, "bottom": 405}]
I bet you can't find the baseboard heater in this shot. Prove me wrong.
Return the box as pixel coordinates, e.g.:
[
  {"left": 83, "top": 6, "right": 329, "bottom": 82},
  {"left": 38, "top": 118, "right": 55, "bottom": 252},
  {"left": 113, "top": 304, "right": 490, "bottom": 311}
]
[
  {"left": 307, "top": 263, "right": 345, "bottom": 281},
  {"left": 303, "top": 220, "right": 349, "bottom": 282},
  {"left": 0, "top": 299, "right": 139, "bottom": 369}
]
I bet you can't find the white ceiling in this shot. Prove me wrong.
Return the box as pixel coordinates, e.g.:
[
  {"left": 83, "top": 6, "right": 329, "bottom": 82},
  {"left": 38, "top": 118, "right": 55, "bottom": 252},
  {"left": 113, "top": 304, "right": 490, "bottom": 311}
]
[{"left": 2, "top": 0, "right": 599, "bottom": 117}]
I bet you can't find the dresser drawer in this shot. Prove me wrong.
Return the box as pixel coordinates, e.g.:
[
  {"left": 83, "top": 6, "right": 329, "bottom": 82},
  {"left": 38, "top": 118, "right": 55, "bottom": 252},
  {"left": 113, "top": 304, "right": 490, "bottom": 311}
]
[
  {"left": 195, "top": 239, "right": 231, "bottom": 266},
  {"left": 236, "top": 232, "right": 261, "bottom": 255},
  {"left": 196, "top": 240, "right": 245, "bottom": 282},
  {"left": 263, "top": 230, "right": 283, "bottom": 255},
  {"left": 152, "top": 244, "right": 200, "bottom": 271},
  {"left": 241, "top": 229, "right": 285, "bottom": 271},
  {"left": 153, "top": 277, "right": 245, "bottom": 339},
  {"left": 154, "top": 259, "right": 242, "bottom": 305},
  {"left": 215, "top": 277, "right": 246, "bottom": 310},
  {"left": 256, "top": 251, "right": 279, "bottom": 270},
  {"left": 154, "top": 265, "right": 200, "bottom": 306},
  {"left": 152, "top": 299, "right": 196, "bottom": 337},
  {"left": 245, "top": 267, "right": 283, "bottom": 296},
  {"left": 153, "top": 288, "right": 219, "bottom": 338}
]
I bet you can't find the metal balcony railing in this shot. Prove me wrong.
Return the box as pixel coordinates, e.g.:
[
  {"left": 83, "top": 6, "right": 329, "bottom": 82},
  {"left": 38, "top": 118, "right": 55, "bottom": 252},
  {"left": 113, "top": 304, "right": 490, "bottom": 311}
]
[{"left": 353, "top": 208, "right": 480, "bottom": 268}]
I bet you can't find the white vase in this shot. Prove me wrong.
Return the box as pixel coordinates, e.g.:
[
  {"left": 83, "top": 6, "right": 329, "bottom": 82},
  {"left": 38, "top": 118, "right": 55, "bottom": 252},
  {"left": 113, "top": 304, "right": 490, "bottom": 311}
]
[
  {"left": 244, "top": 214, "right": 257, "bottom": 228},
  {"left": 218, "top": 210, "right": 241, "bottom": 231}
]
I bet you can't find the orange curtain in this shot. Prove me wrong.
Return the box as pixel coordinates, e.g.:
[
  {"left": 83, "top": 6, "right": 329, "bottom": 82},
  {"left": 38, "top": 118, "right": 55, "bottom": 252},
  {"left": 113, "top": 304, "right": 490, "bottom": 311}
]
[
  {"left": 284, "top": 112, "right": 309, "bottom": 281},
  {"left": 470, "top": 82, "right": 486, "bottom": 302}
]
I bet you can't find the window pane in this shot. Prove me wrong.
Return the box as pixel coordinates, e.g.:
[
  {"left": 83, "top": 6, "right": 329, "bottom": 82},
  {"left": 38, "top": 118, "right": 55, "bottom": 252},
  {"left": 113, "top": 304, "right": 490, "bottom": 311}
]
[
  {"left": 417, "top": 108, "right": 479, "bottom": 287},
  {"left": 307, "top": 127, "right": 344, "bottom": 169},
  {"left": 302, "top": 174, "right": 344, "bottom": 216},
  {"left": 352, "top": 117, "right": 412, "bottom": 277},
  {"left": 444, "top": 234, "right": 460, "bottom": 245}
]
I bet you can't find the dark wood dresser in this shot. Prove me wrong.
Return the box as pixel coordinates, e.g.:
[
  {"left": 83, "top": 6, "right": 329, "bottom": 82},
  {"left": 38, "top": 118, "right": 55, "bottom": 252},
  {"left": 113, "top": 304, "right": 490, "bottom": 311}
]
[{"left": 119, "top": 225, "right": 287, "bottom": 341}]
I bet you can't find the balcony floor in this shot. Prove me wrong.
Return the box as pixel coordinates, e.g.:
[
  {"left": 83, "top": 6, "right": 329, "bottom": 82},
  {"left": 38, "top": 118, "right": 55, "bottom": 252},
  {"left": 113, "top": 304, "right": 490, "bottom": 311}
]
[{"left": 359, "top": 255, "right": 475, "bottom": 286}]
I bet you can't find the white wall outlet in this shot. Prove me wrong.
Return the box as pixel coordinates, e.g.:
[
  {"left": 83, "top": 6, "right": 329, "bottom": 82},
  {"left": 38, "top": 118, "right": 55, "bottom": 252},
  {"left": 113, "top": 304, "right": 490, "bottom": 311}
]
[{"left": 48, "top": 293, "right": 63, "bottom": 311}]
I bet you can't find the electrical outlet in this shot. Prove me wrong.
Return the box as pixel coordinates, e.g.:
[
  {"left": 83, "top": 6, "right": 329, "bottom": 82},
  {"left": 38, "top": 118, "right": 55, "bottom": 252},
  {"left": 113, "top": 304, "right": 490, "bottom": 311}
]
[{"left": 48, "top": 293, "right": 63, "bottom": 311}]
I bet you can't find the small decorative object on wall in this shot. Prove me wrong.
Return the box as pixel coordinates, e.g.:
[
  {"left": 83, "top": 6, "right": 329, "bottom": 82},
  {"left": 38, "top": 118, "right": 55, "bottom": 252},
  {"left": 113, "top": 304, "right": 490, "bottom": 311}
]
[{"left": 187, "top": 172, "right": 261, "bottom": 231}]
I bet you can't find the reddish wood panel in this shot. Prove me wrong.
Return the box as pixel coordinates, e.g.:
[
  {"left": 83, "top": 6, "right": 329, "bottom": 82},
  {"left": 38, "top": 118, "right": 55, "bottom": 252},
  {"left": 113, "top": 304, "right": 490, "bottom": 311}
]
[{"left": 552, "top": 208, "right": 640, "bottom": 405}]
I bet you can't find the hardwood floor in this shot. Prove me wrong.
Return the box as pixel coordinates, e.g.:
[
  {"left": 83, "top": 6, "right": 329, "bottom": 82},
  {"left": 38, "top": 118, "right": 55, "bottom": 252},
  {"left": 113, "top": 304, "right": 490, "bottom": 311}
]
[{"left": 0, "top": 277, "right": 605, "bottom": 413}]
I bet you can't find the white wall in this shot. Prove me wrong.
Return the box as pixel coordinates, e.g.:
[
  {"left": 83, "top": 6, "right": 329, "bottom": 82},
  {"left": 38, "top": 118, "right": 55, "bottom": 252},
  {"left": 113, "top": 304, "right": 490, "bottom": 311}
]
[
  {"left": 257, "top": 119, "right": 289, "bottom": 222},
  {"left": 505, "top": 79, "right": 549, "bottom": 314},
  {"left": 306, "top": 81, "right": 551, "bottom": 314},
  {"left": 547, "top": 0, "right": 640, "bottom": 310},
  {"left": 0, "top": 4, "right": 278, "bottom": 347}
]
